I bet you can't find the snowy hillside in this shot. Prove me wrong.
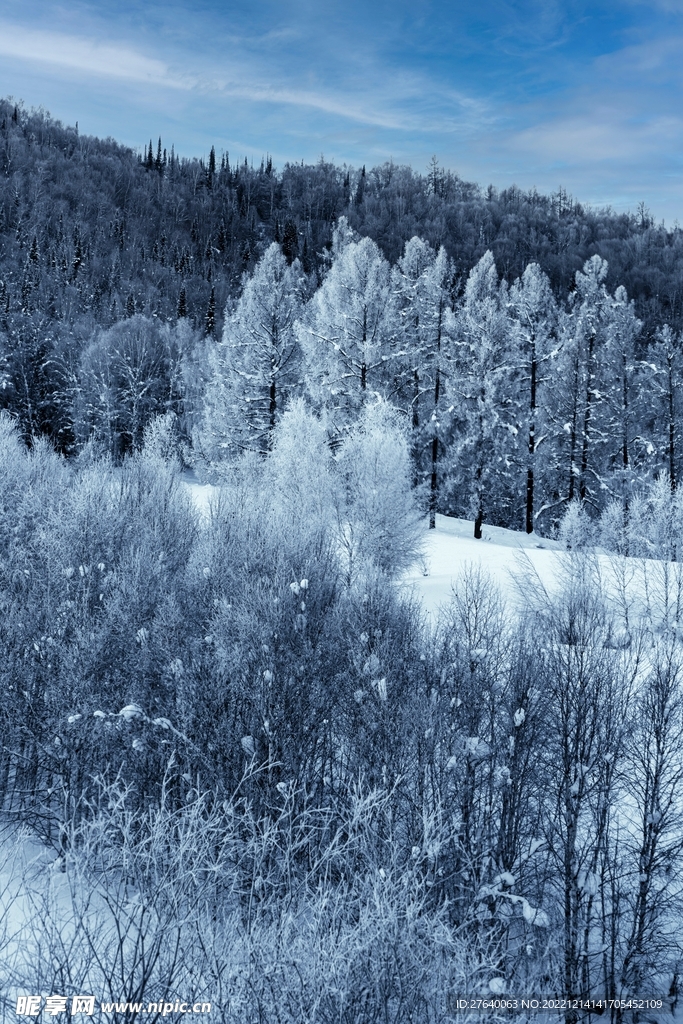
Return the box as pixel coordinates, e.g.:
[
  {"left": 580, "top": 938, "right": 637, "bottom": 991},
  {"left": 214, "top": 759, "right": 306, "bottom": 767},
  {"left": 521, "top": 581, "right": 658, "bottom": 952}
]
[
  {"left": 183, "top": 470, "right": 683, "bottom": 635},
  {"left": 400, "top": 513, "right": 683, "bottom": 637},
  {"left": 403, "top": 514, "right": 564, "bottom": 616}
]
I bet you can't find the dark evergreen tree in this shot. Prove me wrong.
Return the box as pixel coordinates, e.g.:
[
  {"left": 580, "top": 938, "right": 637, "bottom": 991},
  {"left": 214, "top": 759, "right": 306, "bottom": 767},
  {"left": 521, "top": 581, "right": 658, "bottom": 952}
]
[
  {"left": 355, "top": 165, "right": 366, "bottom": 206},
  {"left": 205, "top": 286, "right": 216, "bottom": 337},
  {"left": 282, "top": 220, "right": 298, "bottom": 264}
]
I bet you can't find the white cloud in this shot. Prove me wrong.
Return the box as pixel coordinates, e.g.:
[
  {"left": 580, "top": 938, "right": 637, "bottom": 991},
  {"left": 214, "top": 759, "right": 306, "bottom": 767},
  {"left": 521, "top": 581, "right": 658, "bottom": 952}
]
[
  {"left": 0, "top": 23, "right": 189, "bottom": 88},
  {"left": 0, "top": 20, "right": 490, "bottom": 136},
  {"left": 511, "top": 110, "right": 683, "bottom": 166}
]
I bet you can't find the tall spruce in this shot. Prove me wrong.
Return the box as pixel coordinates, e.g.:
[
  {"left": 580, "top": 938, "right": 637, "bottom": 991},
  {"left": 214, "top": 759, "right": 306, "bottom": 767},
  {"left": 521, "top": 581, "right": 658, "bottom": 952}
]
[
  {"left": 299, "top": 219, "right": 396, "bottom": 433},
  {"left": 451, "top": 251, "right": 516, "bottom": 537},
  {"left": 394, "top": 236, "right": 453, "bottom": 526},
  {"left": 509, "top": 263, "right": 557, "bottom": 533},
  {"left": 198, "top": 242, "right": 304, "bottom": 459}
]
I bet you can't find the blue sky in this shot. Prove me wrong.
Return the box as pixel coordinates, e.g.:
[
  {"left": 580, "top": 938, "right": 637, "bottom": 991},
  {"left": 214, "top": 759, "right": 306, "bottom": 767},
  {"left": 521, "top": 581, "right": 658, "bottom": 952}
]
[{"left": 1, "top": 0, "right": 682, "bottom": 221}]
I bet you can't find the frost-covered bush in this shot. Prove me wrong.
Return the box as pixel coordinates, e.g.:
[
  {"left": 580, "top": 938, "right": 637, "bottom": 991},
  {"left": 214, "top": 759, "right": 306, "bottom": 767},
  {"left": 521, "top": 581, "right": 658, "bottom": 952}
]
[
  {"left": 74, "top": 315, "right": 188, "bottom": 458},
  {"left": 596, "top": 476, "right": 683, "bottom": 560},
  {"left": 3, "top": 429, "right": 683, "bottom": 1008},
  {"left": 335, "top": 400, "right": 423, "bottom": 582},
  {"left": 558, "top": 498, "right": 593, "bottom": 550},
  {"left": 598, "top": 497, "right": 628, "bottom": 554},
  {"left": 2, "top": 778, "right": 506, "bottom": 1024},
  {"left": 266, "top": 398, "right": 337, "bottom": 559}
]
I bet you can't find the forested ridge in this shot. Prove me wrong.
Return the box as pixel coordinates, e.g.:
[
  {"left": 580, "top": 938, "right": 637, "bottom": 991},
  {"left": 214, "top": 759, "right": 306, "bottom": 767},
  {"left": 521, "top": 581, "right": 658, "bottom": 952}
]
[{"left": 3, "top": 98, "right": 683, "bottom": 506}]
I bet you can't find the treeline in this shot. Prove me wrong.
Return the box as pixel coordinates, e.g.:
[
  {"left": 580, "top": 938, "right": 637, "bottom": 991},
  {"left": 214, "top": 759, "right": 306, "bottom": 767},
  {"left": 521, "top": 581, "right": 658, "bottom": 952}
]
[
  {"left": 2, "top": 98, "right": 683, "bottom": 460},
  {"left": 197, "top": 228, "right": 682, "bottom": 537},
  {"left": 2, "top": 412, "right": 682, "bottom": 1016}
]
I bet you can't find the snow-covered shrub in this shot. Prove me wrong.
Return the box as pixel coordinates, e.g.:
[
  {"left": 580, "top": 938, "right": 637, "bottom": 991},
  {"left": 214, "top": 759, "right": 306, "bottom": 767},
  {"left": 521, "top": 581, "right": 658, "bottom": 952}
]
[
  {"left": 558, "top": 498, "right": 592, "bottom": 550},
  {"left": 598, "top": 475, "right": 683, "bottom": 560},
  {"left": 645, "top": 474, "right": 683, "bottom": 560},
  {"left": 598, "top": 498, "right": 628, "bottom": 554},
  {"left": 266, "top": 398, "right": 337, "bottom": 560},
  {"left": 335, "top": 400, "right": 423, "bottom": 582},
  {"left": 141, "top": 410, "right": 185, "bottom": 466}
]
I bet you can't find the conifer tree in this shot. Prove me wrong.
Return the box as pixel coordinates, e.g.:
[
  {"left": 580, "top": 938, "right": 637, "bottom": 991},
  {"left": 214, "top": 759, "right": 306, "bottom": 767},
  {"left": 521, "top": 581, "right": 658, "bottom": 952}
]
[
  {"left": 650, "top": 326, "right": 683, "bottom": 490},
  {"left": 205, "top": 286, "right": 216, "bottom": 337},
  {"left": 198, "top": 243, "right": 304, "bottom": 459},
  {"left": 72, "top": 229, "right": 83, "bottom": 281},
  {"left": 508, "top": 263, "right": 557, "bottom": 533},
  {"left": 450, "top": 251, "right": 516, "bottom": 538},
  {"left": 355, "top": 166, "right": 366, "bottom": 206},
  {"left": 393, "top": 237, "right": 453, "bottom": 526},
  {"left": 282, "top": 221, "right": 298, "bottom": 265},
  {"left": 575, "top": 256, "right": 611, "bottom": 502},
  {"left": 602, "top": 285, "right": 642, "bottom": 505},
  {"left": 554, "top": 256, "right": 612, "bottom": 506},
  {"left": 299, "top": 219, "right": 396, "bottom": 432}
]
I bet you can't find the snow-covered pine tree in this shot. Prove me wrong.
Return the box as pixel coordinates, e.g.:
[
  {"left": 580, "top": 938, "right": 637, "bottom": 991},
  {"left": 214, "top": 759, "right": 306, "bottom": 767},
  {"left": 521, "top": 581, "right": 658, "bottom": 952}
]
[
  {"left": 649, "top": 325, "right": 683, "bottom": 490},
  {"left": 449, "top": 251, "right": 518, "bottom": 538},
  {"left": 198, "top": 242, "right": 305, "bottom": 461},
  {"left": 601, "top": 285, "right": 642, "bottom": 507},
  {"left": 393, "top": 237, "right": 454, "bottom": 527},
  {"left": 562, "top": 256, "right": 612, "bottom": 506},
  {"left": 508, "top": 262, "right": 557, "bottom": 534},
  {"left": 299, "top": 220, "right": 396, "bottom": 434}
]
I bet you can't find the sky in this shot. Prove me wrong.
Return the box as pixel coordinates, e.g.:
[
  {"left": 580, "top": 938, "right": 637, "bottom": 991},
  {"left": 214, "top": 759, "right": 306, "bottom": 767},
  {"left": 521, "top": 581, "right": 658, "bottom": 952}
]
[{"left": 1, "top": 0, "right": 682, "bottom": 221}]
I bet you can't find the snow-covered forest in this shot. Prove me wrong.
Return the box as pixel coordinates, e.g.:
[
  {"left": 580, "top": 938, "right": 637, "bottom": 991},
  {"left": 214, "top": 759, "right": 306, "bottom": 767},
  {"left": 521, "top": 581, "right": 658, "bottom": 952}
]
[{"left": 2, "top": 98, "right": 683, "bottom": 1020}]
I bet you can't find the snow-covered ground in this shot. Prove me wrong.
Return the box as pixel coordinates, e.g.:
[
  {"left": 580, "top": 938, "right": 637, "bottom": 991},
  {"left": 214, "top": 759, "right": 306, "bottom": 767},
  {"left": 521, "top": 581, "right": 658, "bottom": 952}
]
[
  {"left": 403, "top": 513, "right": 683, "bottom": 637},
  {"left": 403, "top": 514, "right": 565, "bottom": 617},
  {"left": 181, "top": 469, "right": 216, "bottom": 519},
  {"left": 181, "top": 475, "right": 683, "bottom": 633}
]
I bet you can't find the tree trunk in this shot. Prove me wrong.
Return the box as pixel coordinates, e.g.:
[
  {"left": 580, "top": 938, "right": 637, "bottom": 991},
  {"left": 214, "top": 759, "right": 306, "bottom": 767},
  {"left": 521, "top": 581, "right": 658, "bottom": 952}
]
[
  {"left": 429, "top": 363, "right": 441, "bottom": 530},
  {"left": 412, "top": 368, "right": 419, "bottom": 430},
  {"left": 269, "top": 376, "right": 276, "bottom": 445},
  {"left": 474, "top": 462, "right": 483, "bottom": 539},
  {"left": 430, "top": 436, "right": 438, "bottom": 530},
  {"left": 361, "top": 306, "right": 367, "bottom": 392},
  {"left": 526, "top": 345, "right": 536, "bottom": 533},
  {"left": 622, "top": 351, "right": 629, "bottom": 474},
  {"left": 579, "top": 330, "right": 596, "bottom": 502},
  {"left": 568, "top": 353, "right": 579, "bottom": 502},
  {"left": 668, "top": 352, "right": 676, "bottom": 491}
]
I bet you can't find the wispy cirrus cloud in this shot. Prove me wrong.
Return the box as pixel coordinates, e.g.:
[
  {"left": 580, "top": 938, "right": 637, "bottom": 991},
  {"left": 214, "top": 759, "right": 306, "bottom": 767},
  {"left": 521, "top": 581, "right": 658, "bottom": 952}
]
[
  {"left": 0, "top": 20, "right": 490, "bottom": 137},
  {"left": 0, "top": 23, "right": 187, "bottom": 87},
  {"left": 512, "top": 112, "right": 683, "bottom": 166}
]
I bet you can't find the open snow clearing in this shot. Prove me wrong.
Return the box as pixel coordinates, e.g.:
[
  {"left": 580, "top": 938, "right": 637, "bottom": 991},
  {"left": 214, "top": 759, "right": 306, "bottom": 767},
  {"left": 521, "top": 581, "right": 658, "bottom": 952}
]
[
  {"left": 404, "top": 515, "right": 683, "bottom": 635},
  {"left": 182, "top": 474, "right": 683, "bottom": 634}
]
